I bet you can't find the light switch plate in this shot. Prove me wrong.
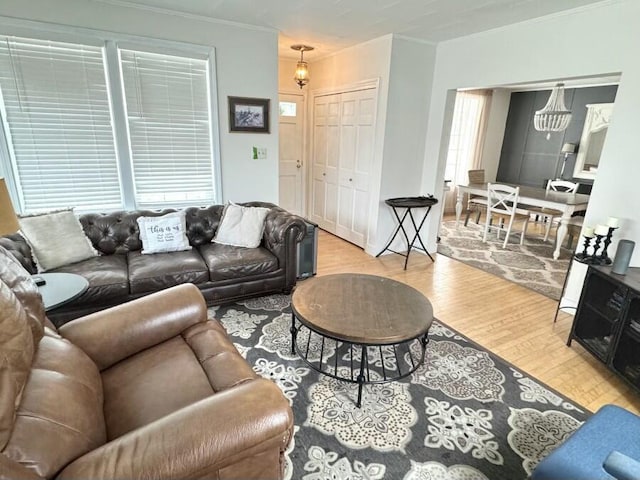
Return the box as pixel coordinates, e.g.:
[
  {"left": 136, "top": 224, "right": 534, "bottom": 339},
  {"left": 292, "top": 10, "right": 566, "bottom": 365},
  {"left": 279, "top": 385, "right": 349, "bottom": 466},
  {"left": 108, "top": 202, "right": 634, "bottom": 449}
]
[{"left": 252, "top": 146, "right": 267, "bottom": 160}]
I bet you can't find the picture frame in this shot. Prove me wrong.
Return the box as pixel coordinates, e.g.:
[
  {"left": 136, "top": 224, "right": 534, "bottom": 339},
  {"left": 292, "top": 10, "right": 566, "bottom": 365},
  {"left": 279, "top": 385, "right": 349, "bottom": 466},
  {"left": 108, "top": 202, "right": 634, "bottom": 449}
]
[{"left": 228, "top": 96, "right": 270, "bottom": 133}]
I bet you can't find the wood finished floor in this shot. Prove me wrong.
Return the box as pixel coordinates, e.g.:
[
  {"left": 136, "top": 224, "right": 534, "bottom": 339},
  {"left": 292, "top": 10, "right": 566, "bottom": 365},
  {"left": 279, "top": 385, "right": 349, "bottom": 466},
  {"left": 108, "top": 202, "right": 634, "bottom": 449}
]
[{"left": 314, "top": 228, "right": 640, "bottom": 415}]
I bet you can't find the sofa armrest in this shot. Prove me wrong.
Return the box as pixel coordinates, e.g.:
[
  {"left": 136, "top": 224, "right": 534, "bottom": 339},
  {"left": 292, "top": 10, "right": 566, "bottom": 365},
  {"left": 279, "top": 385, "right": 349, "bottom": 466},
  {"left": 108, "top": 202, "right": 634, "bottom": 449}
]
[
  {"left": 263, "top": 208, "right": 307, "bottom": 246},
  {"left": 57, "top": 378, "right": 293, "bottom": 480},
  {"left": 260, "top": 207, "right": 307, "bottom": 291},
  {"left": 604, "top": 451, "right": 640, "bottom": 480},
  {"left": 59, "top": 283, "right": 207, "bottom": 370},
  {"left": 0, "top": 234, "right": 36, "bottom": 273}
]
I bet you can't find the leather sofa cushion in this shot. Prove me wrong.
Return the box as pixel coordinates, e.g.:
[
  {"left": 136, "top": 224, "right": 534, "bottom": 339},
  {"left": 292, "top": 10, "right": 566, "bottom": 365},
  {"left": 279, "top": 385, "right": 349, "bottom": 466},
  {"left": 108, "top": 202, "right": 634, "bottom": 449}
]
[
  {"left": 127, "top": 250, "right": 208, "bottom": 295},
  {"left": 52, "top": 255, "right": 129, "bottom": 305},
  {"left": 101, "top": 320, "right": 255, "bottom": 440},
  {"left": 3, "top": 330, "right": 105, "bottom": 478},
  {"left": 198, "top": 243, "right": 278, "bottom": 281},
  {"left": 101, "top": 335, "right": 213, "bottom": 439}
]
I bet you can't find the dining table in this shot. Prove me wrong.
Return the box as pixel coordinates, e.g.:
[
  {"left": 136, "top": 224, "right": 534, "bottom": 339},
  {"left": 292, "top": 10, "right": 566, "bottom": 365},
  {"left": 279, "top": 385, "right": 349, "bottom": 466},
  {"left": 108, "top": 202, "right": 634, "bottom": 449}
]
[{"left": 455, "top": 182, "right": 591, "bottom": 260}]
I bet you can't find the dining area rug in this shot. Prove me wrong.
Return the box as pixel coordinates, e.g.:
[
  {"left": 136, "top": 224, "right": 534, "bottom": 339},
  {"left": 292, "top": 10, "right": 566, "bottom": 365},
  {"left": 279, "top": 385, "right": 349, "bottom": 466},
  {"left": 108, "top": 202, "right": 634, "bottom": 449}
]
[
  {"left": 437, "top": 220, "right": 572, "bottom": 300},
  {"left": 210, "top": 295, "right": 589, "bottom": 480}
]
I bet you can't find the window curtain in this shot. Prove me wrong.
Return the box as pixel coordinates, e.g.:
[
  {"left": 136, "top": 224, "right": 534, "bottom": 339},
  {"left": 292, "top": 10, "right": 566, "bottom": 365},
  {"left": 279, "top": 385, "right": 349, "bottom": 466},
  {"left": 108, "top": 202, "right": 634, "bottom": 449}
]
[{"left": 443, "top": 89, "right": 492, "bottom": 212}]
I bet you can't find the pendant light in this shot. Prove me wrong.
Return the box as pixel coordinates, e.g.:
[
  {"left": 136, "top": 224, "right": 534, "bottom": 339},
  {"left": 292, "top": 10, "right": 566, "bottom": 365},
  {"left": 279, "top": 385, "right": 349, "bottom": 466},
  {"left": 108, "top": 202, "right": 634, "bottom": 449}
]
[
  {"left": 291, "top": 44, "right": 314, "bottom": 89},
  {"left": 534, "top": 83, "right": 572, "bottom": 139}
]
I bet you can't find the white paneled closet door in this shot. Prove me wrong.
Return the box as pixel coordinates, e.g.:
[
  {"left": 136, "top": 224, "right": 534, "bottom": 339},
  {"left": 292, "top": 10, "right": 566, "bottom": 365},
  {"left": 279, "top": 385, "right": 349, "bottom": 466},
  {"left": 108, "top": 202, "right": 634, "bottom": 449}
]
[
  {"left": 311, "top": 87, "right": 377, "bottom": 248},
  {"left": 310, "top": 94, "right": 340, "bottom": 231},
  {"left": 335, "top": 89, "right": 376, "bottom": 247}
]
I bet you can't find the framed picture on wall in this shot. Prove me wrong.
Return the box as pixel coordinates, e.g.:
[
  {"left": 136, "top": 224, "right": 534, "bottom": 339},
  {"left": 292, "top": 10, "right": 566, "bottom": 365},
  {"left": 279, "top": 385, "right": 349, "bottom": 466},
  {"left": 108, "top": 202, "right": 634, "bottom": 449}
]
[{"left": 228, "top": 96, "right": 270, "bottom": 133}]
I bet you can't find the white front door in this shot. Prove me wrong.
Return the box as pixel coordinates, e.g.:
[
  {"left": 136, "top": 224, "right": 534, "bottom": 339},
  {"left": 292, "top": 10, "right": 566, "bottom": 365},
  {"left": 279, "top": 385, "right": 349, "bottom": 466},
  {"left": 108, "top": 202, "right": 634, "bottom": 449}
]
[{"left": 278, "top": 93, "right": 304, "bottom": 215}]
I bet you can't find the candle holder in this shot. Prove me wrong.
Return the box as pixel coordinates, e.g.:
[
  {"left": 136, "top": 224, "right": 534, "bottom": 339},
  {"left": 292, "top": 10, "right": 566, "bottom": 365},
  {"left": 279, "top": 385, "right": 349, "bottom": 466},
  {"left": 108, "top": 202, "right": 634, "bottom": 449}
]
[
  {"left": 590, "top": 234, "right": 606, "bottom": 265},
  {"left": 575, "top": 235, "right": 593, "bottom": 262},
  {"left": 599, "top": 226, "right": 618, "bottom": 265}
]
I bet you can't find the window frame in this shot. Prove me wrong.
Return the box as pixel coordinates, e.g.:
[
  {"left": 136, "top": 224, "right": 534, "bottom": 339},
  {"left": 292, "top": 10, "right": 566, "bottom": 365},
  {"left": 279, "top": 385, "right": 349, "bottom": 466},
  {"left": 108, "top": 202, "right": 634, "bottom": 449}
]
[{"left": 0, "top": 16, "right": 222, "bottom": 213}]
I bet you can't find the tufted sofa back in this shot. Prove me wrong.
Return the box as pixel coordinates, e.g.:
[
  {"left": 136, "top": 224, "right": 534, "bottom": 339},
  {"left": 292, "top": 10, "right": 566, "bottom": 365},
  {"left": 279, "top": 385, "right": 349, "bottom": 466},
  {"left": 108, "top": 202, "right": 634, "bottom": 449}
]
[
  {"left": 79, "top": 203, "right": 271, "bottom": 255},
  {"left": 80, "top": 210, "right": 174, "bottom": 255}
]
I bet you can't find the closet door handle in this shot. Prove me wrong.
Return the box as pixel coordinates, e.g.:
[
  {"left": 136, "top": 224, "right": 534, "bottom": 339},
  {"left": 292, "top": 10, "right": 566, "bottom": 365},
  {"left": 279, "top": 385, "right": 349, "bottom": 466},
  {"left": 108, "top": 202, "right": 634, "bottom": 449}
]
[{"left": 349, "top": 178, "right": 353, "bottom": 182}]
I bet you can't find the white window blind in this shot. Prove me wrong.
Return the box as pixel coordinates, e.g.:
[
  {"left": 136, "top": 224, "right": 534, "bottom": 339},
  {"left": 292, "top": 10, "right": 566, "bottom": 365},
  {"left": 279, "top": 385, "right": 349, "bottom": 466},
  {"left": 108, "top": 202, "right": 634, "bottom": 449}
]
[
  {"left": 0, "top": 36, "right": 122, "bottom": 212},
  {"left": 119, "top": 49, "right": 214, "bottom": 208}
]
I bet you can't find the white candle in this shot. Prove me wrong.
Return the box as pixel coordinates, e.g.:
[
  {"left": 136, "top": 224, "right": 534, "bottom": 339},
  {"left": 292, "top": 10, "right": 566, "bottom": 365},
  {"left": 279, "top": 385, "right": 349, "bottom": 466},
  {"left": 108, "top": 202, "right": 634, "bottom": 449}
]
[
  {"left": 607, "top": 217, "right": 619, "bottom": 228},
  {"left": 595, "top": 224, "right": 609, "bottom": 236},
  {"left": 582, "top": 226, "right": 595, "bottom": 238}
]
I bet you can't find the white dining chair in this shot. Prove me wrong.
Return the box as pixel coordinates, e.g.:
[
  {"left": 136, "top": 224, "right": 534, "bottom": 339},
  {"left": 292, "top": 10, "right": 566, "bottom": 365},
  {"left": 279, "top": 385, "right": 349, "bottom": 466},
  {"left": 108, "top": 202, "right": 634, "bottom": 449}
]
[
  {"left": 483, "top": 183, "right": 530, "bottom": 248},
  {"left": 527, "top": 179, "right": 579, "bottom": 242}
]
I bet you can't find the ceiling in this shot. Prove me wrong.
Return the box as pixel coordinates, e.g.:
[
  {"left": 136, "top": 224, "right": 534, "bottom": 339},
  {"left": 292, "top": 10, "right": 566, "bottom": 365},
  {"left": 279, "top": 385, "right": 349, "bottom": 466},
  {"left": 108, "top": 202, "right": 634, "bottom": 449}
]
[{"left": 94, "top": 0, "right": 607, "bottom": 59}]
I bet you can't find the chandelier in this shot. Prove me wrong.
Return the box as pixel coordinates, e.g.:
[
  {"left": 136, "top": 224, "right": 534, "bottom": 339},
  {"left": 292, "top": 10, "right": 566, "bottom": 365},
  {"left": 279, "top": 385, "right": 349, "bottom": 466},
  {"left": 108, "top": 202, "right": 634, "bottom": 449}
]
[
  {"left": 534, "top": 83, "right": 572, "bottom": 139},
  {"left": 291, "top": 44, "right": 314, "bottom": 89}
]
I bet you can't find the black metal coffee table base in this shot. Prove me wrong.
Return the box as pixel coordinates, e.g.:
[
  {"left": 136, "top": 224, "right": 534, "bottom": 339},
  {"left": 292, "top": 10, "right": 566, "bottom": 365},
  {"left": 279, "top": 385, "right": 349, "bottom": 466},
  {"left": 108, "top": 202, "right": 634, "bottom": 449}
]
[{"left": 290, "top": 315, "right": 429, "bottom": 408}]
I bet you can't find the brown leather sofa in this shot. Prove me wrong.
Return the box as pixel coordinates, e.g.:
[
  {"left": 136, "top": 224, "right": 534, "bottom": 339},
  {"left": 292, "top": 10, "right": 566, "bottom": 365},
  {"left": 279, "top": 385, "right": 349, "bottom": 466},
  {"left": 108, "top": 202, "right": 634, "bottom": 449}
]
[
  {"left": 0, "top": 202, "right": 306, "bottom": 327},
  {"left": 0, "top": 245, "right": 294, "bottom": 479}
]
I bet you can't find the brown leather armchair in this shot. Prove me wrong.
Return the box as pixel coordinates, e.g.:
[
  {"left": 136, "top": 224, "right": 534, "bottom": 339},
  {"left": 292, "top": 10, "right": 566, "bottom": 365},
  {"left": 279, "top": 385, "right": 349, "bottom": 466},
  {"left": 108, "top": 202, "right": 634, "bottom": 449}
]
[{"left": 0, "top": 246, "right": 293, "bottom": 479}]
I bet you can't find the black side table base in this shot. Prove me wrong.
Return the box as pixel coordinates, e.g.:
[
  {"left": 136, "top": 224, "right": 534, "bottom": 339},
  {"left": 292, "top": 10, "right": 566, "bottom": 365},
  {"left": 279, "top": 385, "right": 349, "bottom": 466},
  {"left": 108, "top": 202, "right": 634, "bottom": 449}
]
[
  {"left": 291, "top": 314, "right": 428, "bottom": 408},
  {"left": 376, "top": 196, "right": 438, "bottom": 270}
]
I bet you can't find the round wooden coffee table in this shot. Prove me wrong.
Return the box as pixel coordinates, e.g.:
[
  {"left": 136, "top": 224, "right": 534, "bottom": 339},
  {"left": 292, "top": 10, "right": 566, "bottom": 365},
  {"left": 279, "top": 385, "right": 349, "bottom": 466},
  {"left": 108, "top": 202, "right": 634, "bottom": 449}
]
[{"left": 291, "top": 273, "right": 433, "bottom": 407}]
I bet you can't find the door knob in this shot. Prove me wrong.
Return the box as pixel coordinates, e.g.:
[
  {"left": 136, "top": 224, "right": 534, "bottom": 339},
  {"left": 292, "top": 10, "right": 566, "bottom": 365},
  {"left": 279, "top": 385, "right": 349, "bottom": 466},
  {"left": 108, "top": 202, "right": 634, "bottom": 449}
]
[
  {"left": 349, "top": 178, "right": 353, "bottom": 182},
  {"left": 322, "top": 173, "right": 326, "bottom": 176},
  {"left": 296, "top": 160, "right": 302, "bottom": 169}
]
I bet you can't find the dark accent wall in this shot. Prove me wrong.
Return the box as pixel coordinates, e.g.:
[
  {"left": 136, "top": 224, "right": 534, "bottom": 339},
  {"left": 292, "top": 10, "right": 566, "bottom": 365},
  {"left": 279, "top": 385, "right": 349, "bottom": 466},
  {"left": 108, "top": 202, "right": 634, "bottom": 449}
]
[{"left": 496, "top": 85, "right": 618, "bottom": 193}]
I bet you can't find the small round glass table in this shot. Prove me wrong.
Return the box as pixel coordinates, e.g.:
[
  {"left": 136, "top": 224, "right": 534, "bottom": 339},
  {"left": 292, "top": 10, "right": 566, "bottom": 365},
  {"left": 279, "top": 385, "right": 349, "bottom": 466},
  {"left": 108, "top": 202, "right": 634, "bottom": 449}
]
[
  {"left": 34, "top": 272, "right": 89, "bottom": 311},
  {"left": 291, "top": 273, "right": 433, "bottom": 408}
]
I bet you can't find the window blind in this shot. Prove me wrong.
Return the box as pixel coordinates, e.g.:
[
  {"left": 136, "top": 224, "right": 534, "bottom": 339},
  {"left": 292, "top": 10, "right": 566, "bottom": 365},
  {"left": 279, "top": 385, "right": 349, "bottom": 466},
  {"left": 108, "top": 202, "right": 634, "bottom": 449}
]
[
  {"left": 119, "top": 49, "right": 214, "bottom": 208},
  {"left": 0, "top": 36, "right": 122, "bottom": 212}
]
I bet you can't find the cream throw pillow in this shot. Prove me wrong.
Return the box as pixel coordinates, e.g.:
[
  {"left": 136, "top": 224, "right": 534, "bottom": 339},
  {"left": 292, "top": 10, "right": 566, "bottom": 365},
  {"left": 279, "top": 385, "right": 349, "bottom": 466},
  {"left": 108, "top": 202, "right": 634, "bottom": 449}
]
[
  {"left": 137, "top": 211, "right": 192, "bottom": 254},
  {"left": 213, "top": 202, "right": 271, "bottom": 248},
  {"left": 19, "top": 210, "right": 98, "bottom": 272}
]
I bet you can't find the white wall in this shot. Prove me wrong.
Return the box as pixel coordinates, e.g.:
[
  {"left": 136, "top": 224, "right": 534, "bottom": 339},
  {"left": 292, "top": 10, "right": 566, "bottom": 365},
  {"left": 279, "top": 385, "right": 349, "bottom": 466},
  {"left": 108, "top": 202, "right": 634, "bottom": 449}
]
[
  {"left": 376, "top": 37, "right": 436, "bottom": 254},
  {"left": 0, "top": 0, "right": 280, "bottom": 203},
  {"left": 421, "top": 0, "right": 640, "bottom": 305},
  {"left": 306, "top": 35, "right": 436, "bottom": 255}
]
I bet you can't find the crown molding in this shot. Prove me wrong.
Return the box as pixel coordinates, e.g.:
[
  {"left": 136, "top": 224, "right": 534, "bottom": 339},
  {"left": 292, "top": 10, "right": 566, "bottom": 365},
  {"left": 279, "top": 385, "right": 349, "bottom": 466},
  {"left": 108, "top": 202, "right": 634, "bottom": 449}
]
[{"left": 392, "top": 34, "right": 436, "bottom": 47}]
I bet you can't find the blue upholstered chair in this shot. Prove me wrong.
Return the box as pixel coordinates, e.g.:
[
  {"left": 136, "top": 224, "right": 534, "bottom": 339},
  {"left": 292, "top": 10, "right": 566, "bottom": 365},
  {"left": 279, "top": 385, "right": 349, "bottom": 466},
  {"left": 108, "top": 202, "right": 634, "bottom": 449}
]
[{"left": 531, "top": 404, "right": 640, "bottom": 480}]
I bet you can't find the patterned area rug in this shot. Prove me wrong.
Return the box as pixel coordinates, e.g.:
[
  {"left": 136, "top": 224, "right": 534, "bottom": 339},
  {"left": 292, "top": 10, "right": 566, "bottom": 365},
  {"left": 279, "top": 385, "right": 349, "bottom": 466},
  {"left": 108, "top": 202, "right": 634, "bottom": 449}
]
[
  {"left": 210, "top": 295, "right": 590, "bottom": 479},
  {"left": 438, "top": 220, "right": 572, "bottom": 300}
]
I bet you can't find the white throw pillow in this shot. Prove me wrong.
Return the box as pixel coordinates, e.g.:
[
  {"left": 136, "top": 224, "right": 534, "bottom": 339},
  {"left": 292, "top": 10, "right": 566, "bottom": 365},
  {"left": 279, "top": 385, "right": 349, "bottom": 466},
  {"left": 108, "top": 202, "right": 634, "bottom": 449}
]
[
  {"left": 137, "top": 211, "right": 192, "bottom": 254},
  {"left": 19, "top": 209, "right": 98, "bottom": 272},
  {"left": 213, "top": 202, "right": 271, "bottom": 248}
]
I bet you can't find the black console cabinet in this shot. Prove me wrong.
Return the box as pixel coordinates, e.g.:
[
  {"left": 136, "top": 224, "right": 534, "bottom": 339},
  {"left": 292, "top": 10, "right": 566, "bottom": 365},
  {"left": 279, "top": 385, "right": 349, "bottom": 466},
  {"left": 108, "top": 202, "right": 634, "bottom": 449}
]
[{"left": 568, "top": 265, "right": 640, "bottom": 389}]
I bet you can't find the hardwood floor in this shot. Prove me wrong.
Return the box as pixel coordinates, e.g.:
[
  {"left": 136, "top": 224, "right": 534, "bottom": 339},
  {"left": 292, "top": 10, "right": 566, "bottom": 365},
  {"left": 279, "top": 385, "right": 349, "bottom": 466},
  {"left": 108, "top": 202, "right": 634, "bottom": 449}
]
[{"left": 314, "top": 229, "right": 640, "bottom": 414}]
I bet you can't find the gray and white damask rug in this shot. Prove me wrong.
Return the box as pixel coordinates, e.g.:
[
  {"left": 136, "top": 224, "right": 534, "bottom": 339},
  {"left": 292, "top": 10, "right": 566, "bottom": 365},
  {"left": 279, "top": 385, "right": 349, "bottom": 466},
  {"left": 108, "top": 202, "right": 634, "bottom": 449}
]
[
  {"left": 210, "top": 294, "right": 589, "bottom": 480},
  {"left": 437, "top": 220, "right": 572, "bottom": 300}
]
